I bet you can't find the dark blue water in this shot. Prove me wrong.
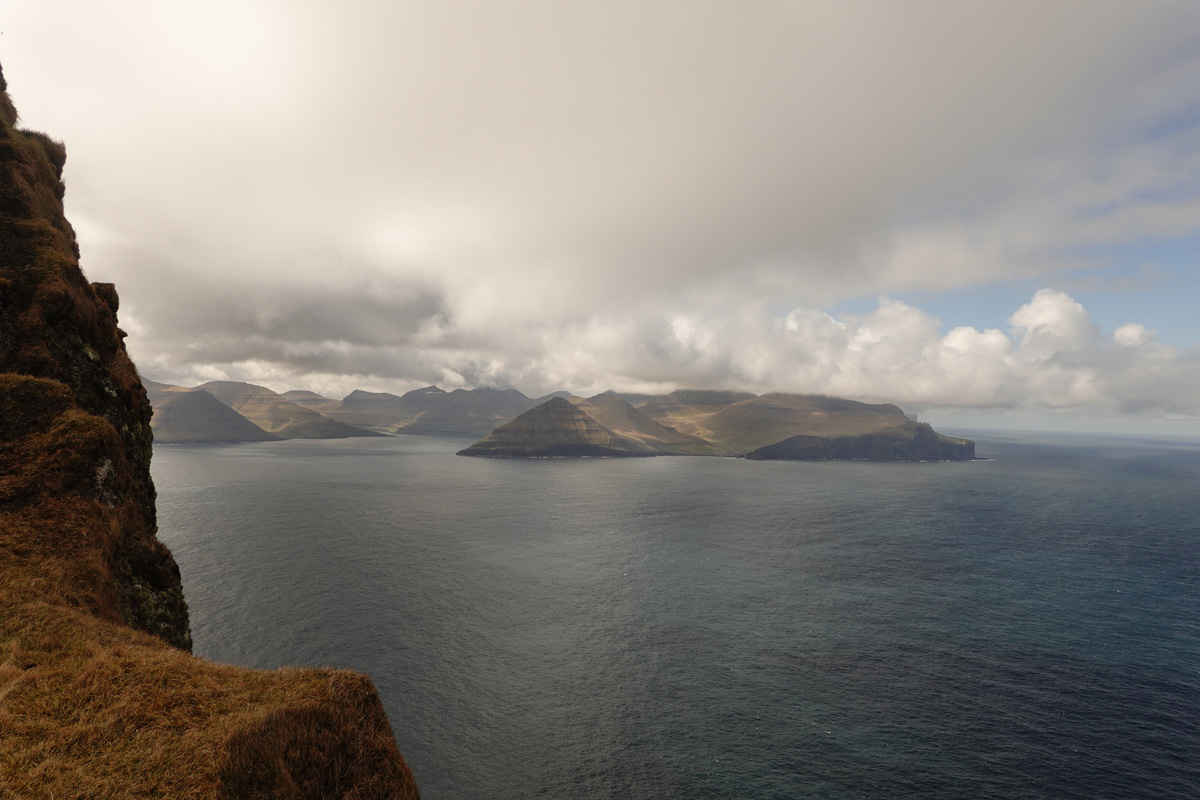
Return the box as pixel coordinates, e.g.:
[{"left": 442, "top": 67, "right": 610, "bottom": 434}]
[{"left": 152, "top": 432, "right": 1200, "bottom": 799}]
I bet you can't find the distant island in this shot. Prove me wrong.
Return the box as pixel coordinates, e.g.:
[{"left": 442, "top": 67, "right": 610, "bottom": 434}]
[
  {"left": 144, "top": 379, "right": 974, "bottom": 461},
  {"left": 143, "top": 378, "right": 568, "bottom": 443},
  {"left": 459, "top": 391, "right": 975, "bottom": 461},
  {"left": 145, "top": 379, "right": 383, "bottom": 442}
]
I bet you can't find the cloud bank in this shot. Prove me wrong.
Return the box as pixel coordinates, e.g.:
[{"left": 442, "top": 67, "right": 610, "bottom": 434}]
[
  {"left": 128, "top": 286, "right": 1200, "bottom": 425},
  {"left": 5, "top": 1, "right": 1200, "bottom": 426}
]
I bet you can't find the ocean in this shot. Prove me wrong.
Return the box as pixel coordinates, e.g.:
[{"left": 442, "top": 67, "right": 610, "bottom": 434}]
[{"left": 151, "top": 432, "right": 1200, "bottom": 799}]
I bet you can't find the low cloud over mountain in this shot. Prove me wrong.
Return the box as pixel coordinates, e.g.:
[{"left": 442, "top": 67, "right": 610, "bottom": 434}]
[{"left": 7, "top": 1, "right": 1200, "bottom": 427}]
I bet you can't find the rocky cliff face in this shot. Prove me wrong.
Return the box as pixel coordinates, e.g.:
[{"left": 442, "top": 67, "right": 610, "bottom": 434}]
[
  {"left": 0, "top": 64, "right": 190, "bottom": 647},
  {"left": 0, "top": 64, "right": 419, "bottom": 798}
]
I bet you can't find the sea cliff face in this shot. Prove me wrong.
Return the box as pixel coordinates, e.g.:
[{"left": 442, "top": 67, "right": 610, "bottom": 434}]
[
  {"left": 0, "top": 66, "right": 189, "bottom": 647},
  {"left": 0, "top": 64, "right": 419, "bottom": 797}
]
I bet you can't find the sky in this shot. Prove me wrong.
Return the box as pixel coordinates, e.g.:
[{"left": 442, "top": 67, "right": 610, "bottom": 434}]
[{"left": 6, "top": 1, "right": 1200, "bottom": 433}]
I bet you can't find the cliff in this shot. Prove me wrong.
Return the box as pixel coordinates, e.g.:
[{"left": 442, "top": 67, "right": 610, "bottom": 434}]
[{"left": 0, "top": 64, "right": 419, "bottom": 797}]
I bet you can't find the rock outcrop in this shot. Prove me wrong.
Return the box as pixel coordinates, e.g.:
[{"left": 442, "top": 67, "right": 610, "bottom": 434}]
[
  {"left": 0, "top": 66, "right": 189, "bottom": 649},
  {"left": 0, "top": 64, "right": 419, "bottom": 797}
]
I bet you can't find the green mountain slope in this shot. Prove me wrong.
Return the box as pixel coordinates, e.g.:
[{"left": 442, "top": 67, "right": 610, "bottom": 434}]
[
  {"left": 280, "top": 389, "right": 340, "bottom": 415},
  {"left": 461, "top": 390, "right": 974, "bottom": 461},
  {"left": 745, "top": 421, "right": 975, "bottom": 461},
  {"left": 569, "top": 393, "right": 721, "bottom": 455},
  {"left": 635, "top": 389, "right": 758, "bottom": 440},
  {"left": 396, "top": 387, "right": 543, "bottom": 436},
  {"left": 458, "top": 397, "right": 648, "bottom": 457},
  {"left": 283, "top": 385, "right": 548, "bottom": 436},
  {"left": 696, "top": 393, "right": 911, "bottom": 454},
  {"left": 330, "top": 388, "right": 425, "bottom": 430},
  {"left": 151, "top": 389, "right": 281, "bottom": 444},
  {"left": 143, "top": 378, "right": 191, "bottom": 408},
  {"left": 197, "top": 381, "right": 382, "bottom": 439}
]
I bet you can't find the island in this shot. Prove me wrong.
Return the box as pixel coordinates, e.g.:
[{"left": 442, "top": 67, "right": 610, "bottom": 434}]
[
  {"left": 144, "top": 379, "right": 572, "bottom": 442},
  {"left": 458, "top": 391, "right": 975, "bottom": 460}
]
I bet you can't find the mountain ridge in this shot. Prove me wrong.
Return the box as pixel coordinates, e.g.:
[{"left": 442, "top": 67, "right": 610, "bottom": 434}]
[
  {"left": 569, "top": 393, "right": 722, "bottom": 455},
  {"left": 144, "top": 377, "right": 975, "bottom": 461},
  {"left": 197, "top": 380, "right": 384, "bottom": 439},
  {"left": 151, "top": 388, "right": 283, "bottom": 444},
  {"left": 458, "top": 396, "right": 651, "bottom": 457},
  {"left": 460, "top": 391, "right": 975, "bottom": 461}
]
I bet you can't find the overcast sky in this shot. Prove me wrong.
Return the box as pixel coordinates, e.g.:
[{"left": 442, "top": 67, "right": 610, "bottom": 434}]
[{"left": 7, "top": 1, "right": 1200, "bottom": 431}]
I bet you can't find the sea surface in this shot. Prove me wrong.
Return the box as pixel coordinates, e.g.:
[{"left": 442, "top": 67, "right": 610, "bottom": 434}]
[{"left": 151, "top": 432, "right": 1200, "bottom": 799}]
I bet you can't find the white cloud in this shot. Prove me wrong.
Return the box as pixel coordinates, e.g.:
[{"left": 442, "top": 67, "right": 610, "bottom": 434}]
[
  {"left": 141, "top": 289, "right": 1200, "bottom": 428},
  {"left": 1008, "top": 289, "right": 1098, "bottom": 352},
  {"left": 1113, "top": 322, "right": 1154, "bottom": 348},
  {"left": 5, "top": 2, "right": 1200, "bottom": 424}
]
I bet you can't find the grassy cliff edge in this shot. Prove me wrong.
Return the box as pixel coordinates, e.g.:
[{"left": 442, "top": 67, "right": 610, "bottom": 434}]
[{"left": 0, "top": 65, "right": 419, "bottom": 798}]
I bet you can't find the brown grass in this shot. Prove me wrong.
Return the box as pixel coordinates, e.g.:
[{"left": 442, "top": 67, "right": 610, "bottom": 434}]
[{"left": 0, "top": 605, "right": 417, "bottom": 799}]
